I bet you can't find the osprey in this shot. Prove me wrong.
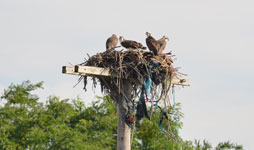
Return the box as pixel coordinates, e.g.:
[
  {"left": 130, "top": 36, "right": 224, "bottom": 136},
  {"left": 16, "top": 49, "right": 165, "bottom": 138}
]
[
  {"left": 145, "top": 32, "right": 160, "bottom": 55},
  {"left": 119, "top": 36, "right": 146, "bottom": 50},
  {"left": 157, "top": 36, "right": 169, "bottom": 54},
  {"left": 106, "top": 34, "right": 118, "bottom": 51}
]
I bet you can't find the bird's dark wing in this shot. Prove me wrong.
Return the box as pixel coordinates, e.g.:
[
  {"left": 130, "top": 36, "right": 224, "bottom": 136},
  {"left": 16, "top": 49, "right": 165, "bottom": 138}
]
[
  {"left": 121, "top": 40, "right": 146, "bottom": 49},
  {"left": 132, "top": 41, "right": 146, "bottom": 49},
  {"left": 121, "top": 40, "right": 132, "bottom": 49},
  {"left": 146, "top": 36, "right": 159, "bottom": 55}
]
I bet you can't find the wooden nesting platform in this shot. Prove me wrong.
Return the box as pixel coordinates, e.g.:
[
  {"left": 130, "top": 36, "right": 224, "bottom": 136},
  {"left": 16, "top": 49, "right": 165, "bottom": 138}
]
[{"left": 62, "top": 66, "right": 190, "bottom": 86}]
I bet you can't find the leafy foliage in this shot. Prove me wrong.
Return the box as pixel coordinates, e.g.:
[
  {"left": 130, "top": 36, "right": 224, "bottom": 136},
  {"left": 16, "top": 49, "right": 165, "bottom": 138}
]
[
  {"left": 0, "top": 81, "right": 243, "bottom": 150},
  {"left": 0, "top": 81, "right": 117, "bottom": 150},
  {"left": 215, "top": 141, "right": 243, "bottom": 150}
]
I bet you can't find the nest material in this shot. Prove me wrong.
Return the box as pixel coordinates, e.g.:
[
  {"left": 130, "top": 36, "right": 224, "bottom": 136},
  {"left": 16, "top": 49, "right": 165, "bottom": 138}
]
[
  {"left": 80, "top": 49, "right": 177, "bottom": 96},
  {"left": 78, "top": 49, "right": 181, "bottom": 139}
]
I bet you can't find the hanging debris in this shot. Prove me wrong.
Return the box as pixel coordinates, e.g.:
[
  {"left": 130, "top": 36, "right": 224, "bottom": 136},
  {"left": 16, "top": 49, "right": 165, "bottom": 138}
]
[{"left": 79, "top": 49, "right": 178, "bottom": 119}]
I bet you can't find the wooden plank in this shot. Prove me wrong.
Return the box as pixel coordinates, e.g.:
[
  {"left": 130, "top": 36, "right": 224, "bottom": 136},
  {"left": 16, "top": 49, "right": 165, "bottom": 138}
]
[
  {"left": 171, "top": 78, "right": 190, "bottom": 86},
  {"left": 62, "top": 66, "right": 190, "bottom": 86},
  {"left": 62, "top": 66, "right": 81, "bottom": 75},
  {"left": 74, "top": 65, "right": 111, "bottom": 76}
]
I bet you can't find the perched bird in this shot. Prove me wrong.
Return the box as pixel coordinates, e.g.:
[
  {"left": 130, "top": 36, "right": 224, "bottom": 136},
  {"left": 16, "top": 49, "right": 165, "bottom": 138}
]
[
  {"left": 145, "top": 32, "right": 160, "bottom": 55},
  {"left": 119, "top": 36, "right": 146, "bottom": 50},
  {"left": 106, "top": 34, "right": 118, "bottom": 51},
  {"left": 157, "top": 36, "right": 169, "bottom": 54}
]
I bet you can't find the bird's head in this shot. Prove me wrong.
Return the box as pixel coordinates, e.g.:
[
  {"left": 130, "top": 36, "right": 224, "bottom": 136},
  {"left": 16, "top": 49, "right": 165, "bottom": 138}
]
[
  {"left": 112, "top": 34, "right": 117, "bottom": 38},
  {"left": 164, "top": 36, "right": 169, "bottom": 42},
  {"left": 146, "top": 32, "right": 151, "bottom": 37},
  {"left": 119, "top": 36, "right": 124, "bottom": 42}
]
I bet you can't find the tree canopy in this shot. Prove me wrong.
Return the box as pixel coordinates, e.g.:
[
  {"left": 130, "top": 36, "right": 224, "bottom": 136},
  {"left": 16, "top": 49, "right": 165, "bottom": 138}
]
[{"left": 0, "top": 81, "right": 243, "bottom": 150}]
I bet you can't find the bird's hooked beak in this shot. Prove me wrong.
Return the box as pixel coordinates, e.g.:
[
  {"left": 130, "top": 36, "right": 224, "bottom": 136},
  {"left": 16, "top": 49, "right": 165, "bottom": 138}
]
[{"left": 165, "top": 36, "right": 169, "bottom": 42}]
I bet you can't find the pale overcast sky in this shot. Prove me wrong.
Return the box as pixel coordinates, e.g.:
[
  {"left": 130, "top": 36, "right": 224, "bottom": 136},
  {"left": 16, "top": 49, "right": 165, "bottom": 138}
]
[{"left": 0, "top": 0, "right": 253, "bottom": 149}]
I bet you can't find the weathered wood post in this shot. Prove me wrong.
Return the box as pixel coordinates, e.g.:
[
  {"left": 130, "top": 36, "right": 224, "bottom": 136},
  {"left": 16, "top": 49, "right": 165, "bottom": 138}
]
[{"left": 117, "top": 80, "right": 131, "bottom": 150}]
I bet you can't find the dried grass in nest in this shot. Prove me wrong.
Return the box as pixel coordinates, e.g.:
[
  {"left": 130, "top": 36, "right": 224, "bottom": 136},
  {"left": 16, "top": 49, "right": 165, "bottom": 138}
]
[
  {"left": 79, "top": 49, "right": 177, "bottom": 97},
  {"left": 76, "top": 49, "right": 181, "bottom": 139}
]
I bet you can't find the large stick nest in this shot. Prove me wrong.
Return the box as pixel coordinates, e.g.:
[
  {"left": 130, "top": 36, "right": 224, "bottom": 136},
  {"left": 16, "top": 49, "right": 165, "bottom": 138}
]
[
  {"left": 79, "top": 49, "right": 178, "bottom": 97},
  {"left": 77, "top": 49, "right": 182, "bottom": 139}
]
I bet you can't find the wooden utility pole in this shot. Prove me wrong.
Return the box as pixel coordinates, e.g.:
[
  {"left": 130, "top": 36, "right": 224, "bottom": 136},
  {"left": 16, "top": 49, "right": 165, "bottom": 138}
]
[
  {"left": 117, "top": 80, "right": 131, "bottom": 150},
  {"left": 62, "top": 65, "right": 189, "bottom": 150}
]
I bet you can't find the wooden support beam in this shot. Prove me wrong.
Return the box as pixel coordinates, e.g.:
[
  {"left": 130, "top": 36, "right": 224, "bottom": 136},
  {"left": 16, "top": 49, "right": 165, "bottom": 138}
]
[
  {"left": 62, "top": 66, "right": 190, "bottom": 86},
  {"left": 74, "top": 65, "right": 113, "bottom": 77},
  {"left": 117, "top": 80, "right": 131, "bottom": 150},
  {"left": 62, "top": 66, "right": 80, "bottom": 75},
  {"left": 172, "top": 78, "right": 190, "bottom": 86}
]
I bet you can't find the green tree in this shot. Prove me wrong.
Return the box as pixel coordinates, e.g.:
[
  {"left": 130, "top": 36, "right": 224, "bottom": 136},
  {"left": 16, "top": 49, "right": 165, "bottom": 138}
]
[
  {"left": 215, "top": 141, "right": 243, "bottom": 150},
  {"left": 0, "top": 81, "right": 244, "bottom": 150},
  {"left": 131, "top": 103, "right": 184, "bottom": 150},
  {"left": 0, "top": 81, "right": 118, "bottom": 150}
]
